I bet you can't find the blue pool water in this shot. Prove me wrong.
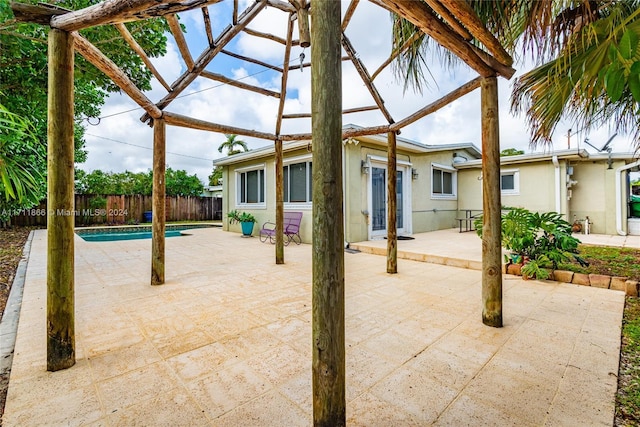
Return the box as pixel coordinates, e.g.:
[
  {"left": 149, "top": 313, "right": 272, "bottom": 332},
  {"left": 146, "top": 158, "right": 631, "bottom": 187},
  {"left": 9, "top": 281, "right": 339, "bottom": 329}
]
[
  {"left": 79, "top": 230, "right": 184, "bottom": 242},
  {"left": 76, "top": 225, "right": 214, "bottom": 242}
]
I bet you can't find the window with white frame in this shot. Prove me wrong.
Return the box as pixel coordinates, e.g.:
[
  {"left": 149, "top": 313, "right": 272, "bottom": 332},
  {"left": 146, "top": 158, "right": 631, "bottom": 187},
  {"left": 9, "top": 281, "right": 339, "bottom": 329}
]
[
  {"left": 501, "top": 169, "right": 519, "bottom": 195},
  {"left": 236, "top": 166, "right": 265, "bottom": 206},
  {"left": 431, "top": 163, "right": 456, "bottom": 198},
  {"left": 284, "top": 159, "right": 312, "bottom": 204}
]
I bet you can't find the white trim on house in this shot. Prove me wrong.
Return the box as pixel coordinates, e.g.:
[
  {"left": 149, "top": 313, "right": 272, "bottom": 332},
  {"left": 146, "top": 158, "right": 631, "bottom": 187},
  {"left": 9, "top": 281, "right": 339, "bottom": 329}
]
[
  {"left": 500, "top": 168, "right": 520, "bottom": 195},
  {"left": 235, "top": 163, "right": 267, "bottom": 209},
  {"left": 431, "top": 162, "right": 457, "bottom": 200},
  {"left": 367, "top": 158, "right": 413, "bottom": 240},
  {"left": 283, "top": 155, "right": 313, "bottom": 210}
]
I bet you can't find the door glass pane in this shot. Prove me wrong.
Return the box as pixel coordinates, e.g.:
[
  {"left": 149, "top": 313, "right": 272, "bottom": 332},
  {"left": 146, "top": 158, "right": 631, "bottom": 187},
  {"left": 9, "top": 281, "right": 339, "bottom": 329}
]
[
  {"left": 308, "top": 162, "right": 313, "bottom": 202},
  {"left": 433, "top": 169, "right": 442, "bottom": 193},
  {"left": 240, "top": 173, "right": 246, "bottom": 202},
  {"left": 290, "top": 162, "right": 307, "bottom": 202},
  {"left": 372, "top": 167, "right": 386, "bottom": 231},
  {"left": 259, "top": 169, "right": 265, "bottom": 202},
  {"left": 443, "top": 171, "right": 453, "bottom": 194},
  {"left": 246, "top": 170, "right": 258, "bottom": 203},
  {"left": 396, "top": 171, "right": 403, "bottom": 228},
  {"left": 283, "top": 165, "right": 289, "bottom": 202}
]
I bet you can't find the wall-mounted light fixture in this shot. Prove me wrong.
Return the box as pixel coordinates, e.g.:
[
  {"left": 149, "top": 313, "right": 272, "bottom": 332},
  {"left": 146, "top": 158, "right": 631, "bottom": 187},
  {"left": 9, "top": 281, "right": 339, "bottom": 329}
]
[
  {"left": 361, "top": 160, "right": 369, "bottom": 175},
  {"left": 411, "top": 168, "right": 419, "bottom": 180}
]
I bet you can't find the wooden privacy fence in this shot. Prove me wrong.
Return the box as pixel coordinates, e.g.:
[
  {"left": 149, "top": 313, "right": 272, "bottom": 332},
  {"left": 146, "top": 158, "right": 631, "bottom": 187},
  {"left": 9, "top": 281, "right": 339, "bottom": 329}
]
[{"left": 12, "top": 195, "right": 222, "bottom": 226}]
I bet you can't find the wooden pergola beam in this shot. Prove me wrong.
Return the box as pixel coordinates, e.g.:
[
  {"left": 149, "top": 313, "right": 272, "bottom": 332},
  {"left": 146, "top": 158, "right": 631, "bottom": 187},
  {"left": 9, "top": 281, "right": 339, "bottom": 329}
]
[
  {"left": 167, "top": 14, "right": 195, "bottom": 70},
  {"left": 221, "top": 49, "right": 284, "bottom": 73},
  {"left": 72, "top": 33, "right": 163, "bottom": 119},
  {"left": 481, "top": 75, "right": 503, "bottom": 328},
  {"left": 387, "top": 131, "right": 398, "bottom": 274},
  {"left": 114, "top": 23, "right": 172, "bottom": 92},
  {"left": 371, "top": 31, "right": 421, "bottom": 81},
  {"left": 151, "top": 117, "right": 166, "bottom": 286},
  {"left": 200, "top": 71, "right": 281, "bottom": 98},
  {"left": 342, "top": 34, "right": 395, "bottom": 124},
  {"left": 202, "top": 7, "right": 215, "bottom": 47},
  {"left": 274, "top": 14, "right": 295, "bottom": 264},
  {"left": 243, "top": 27, "right": 287, "bottom": 45},
  {"left": 342, "top": 0, "right": 360, "bottom": 31},
  {"left": 311, "top": 0, "right": 345, "bottom": 422},
  {"left": 163, "top": 111, "right": 278, "bottom": 140},
  {"left": 439, "top": 0, "right": 513, "bottom": 66},
  {"left": 423, "top": 0, "right": 472, "bottom": 41},
  {"left": 375, "top": 0, "right": 509, "bottom": 78},
  {"left": 283, "top": 105, "right": 379, "bottom": 119},
  {"left": 46, "top": 28, "right": 76, "bottom": 372},
  {"left": 390, "top": 77, "right": 482, "bottom": 131},
  {"left": 48, "top": 0, "right": 225, "bottom": 31},
  {"left": 141, "top": 0, "right": 267, "bottom": 123}
]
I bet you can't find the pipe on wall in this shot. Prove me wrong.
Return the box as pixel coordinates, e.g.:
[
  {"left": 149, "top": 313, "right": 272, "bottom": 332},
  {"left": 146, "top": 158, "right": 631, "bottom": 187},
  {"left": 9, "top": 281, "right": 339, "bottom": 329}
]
[
  {"left": 552, "top": 155, "right": 561, "bottom": 214},
  {"left": 615, "top": 160, "right": 640, "bottom": 235}
]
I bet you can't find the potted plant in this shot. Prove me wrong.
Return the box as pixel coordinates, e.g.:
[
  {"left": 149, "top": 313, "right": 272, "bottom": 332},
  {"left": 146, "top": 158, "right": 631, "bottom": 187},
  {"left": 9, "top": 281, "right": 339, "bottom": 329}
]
[
  {"left": 474, "top": 207, "right": 587, "bottom": 280},
  {"left": 227, "top": 209, "right": 257, "bottom": 237}
]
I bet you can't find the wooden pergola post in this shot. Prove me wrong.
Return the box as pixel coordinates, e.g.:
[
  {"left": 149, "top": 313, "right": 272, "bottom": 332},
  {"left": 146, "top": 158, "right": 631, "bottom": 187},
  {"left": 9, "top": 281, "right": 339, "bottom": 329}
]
[
  {"left": 481, "top": 75, "right": 502, "bottom": 327},
  {"left": 46, "top": 28, "right": 75, "bottom": 371},
  {"left": 311, "top": 0, "right": 345, "bottom": 424},
  {"left": 387, "top": 131, "right": 397, "bottom": 274},
  {"left": 151, "top": 117, "right": 166, "bottom": 286},
  {"left": 275, "top": 138, "right": 284, "bottom": 264}
]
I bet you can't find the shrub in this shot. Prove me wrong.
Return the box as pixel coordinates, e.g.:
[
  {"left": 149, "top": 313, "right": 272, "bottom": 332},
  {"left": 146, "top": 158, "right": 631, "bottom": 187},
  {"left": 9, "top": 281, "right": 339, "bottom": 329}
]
[{"left": 475, "top": 208, "right": 586, "bottom": 279}]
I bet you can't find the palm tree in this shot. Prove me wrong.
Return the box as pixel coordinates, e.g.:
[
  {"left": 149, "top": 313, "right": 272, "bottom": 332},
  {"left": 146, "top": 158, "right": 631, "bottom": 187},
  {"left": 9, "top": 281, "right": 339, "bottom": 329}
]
[
  {"left": 217, "top": 134, "right": 249, "bottom": 156},
  {"left": 391, "top": 1, "right": 640, "bottom": 149}
]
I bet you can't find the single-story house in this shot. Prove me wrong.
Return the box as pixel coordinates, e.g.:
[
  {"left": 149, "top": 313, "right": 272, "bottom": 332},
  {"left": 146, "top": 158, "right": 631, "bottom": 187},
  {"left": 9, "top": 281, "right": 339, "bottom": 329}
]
[
  {"left": 456, "top": 149, "right": 640, "bottom": 235},
  {"left": 213, "top": 125, "right": 640, "bottom": 242},
  {"left": 202, "top": 184, "right": 223, "bottom": 198}
]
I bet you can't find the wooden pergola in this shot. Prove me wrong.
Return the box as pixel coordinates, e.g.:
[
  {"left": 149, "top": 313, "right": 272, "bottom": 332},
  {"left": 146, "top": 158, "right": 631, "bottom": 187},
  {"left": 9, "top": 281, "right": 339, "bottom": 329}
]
[{"left": 12, "top": 0, "right": 514, "bottom": 424}]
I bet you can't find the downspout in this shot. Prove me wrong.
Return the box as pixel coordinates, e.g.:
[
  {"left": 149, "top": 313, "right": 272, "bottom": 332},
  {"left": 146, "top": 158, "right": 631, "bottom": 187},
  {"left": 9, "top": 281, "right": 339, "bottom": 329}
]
[
  {"left": 616, "top": 160, "right": 640, "bottom": 235},
  {"left": 552, "top": 155, "right": 561, "bottom": 214}
]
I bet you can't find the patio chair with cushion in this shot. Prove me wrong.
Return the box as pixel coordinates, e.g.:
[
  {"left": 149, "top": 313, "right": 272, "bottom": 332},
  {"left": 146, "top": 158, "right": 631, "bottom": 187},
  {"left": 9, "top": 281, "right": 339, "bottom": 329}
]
[{"left": 259, "top": 211, "right": 303, "bottom": 245}]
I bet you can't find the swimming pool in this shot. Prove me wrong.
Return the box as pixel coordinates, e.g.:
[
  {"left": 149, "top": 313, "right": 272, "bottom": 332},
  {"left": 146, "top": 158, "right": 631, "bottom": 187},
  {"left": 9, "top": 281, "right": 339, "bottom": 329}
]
[{"left": 75, "top": 224, "right": 215, "bottom": 242}]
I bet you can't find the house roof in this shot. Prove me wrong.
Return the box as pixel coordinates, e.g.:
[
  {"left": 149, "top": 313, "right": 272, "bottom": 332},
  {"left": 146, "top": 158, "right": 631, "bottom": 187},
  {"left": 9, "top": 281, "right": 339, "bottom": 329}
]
[
  {"left": 213, "top": 124, "right": 481, "bottom": 166},
  {"left": 453, "top": 148, "right": 638, "bottom": 169}
]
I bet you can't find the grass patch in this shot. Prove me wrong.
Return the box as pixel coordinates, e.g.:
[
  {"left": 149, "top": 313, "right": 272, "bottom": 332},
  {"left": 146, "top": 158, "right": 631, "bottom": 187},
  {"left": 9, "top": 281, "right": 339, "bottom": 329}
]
[
  {"left": 616, "top": 297, "right": 640, "bottom": 426},
  {"left": 557, "top": 245, "right": 640, "bottom": 281}
]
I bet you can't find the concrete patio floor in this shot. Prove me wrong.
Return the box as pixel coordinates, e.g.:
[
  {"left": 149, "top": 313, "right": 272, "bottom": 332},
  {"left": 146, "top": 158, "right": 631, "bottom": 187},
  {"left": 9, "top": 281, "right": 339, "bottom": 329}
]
[{"left": 3, "top": 227, "right": 625, "bottom": 426}]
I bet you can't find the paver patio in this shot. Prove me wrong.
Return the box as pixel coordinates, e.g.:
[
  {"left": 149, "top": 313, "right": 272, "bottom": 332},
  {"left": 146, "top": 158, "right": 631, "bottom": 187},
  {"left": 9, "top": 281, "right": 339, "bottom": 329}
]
[{"left": 3, "top": 227, "right": 625, "bottom": 426}]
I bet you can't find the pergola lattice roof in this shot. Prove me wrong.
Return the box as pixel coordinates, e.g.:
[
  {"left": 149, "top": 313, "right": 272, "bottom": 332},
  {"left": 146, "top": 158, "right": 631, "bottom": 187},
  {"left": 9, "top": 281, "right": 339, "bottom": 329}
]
[{"left": 12, "top": 0, "right": 515, "bottom": 141}]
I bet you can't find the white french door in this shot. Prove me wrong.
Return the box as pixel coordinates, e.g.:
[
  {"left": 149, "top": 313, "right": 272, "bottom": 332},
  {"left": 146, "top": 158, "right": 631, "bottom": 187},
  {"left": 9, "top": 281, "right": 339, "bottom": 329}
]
[{"left": 369, "top": 162, "right": 410, "bottom": 239}]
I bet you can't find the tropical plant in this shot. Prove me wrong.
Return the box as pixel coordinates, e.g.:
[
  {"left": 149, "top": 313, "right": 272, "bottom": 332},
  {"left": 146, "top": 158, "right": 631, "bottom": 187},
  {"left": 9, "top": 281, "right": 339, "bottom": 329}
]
[
  {"left": 217, "top": 134, "right": 248, "bottom": 156},
  {"left": 227, "top": 209, "right": 256, "bottom": 224},
  {"left": 475, "top": 207, "right": 586, "bottom": 279},
  {"left": 391, "top": 1, "right": 640, "bottom": 149},
  {"left": 75, "top": 167, "right": 202, "bottom": 196},
  {"left": 0, "top": 103, "right": 46, "bottom": 223}
]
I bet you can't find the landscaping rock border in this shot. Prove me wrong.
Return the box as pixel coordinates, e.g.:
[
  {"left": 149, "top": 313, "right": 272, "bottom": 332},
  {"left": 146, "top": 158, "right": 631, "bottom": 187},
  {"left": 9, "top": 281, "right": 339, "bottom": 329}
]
[{"left": 503, "top": 264, "right": 639, "bottom": 296}]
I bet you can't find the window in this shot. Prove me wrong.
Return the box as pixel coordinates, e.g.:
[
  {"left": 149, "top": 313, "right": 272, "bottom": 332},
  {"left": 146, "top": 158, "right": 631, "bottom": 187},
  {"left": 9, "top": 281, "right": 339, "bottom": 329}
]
[
  {"left": 284, "top": 160, "right": 312, "bottom": 204},
  {"left": 237, "top": 166, "right": 265, "bottom": 206},
  {"left": 501, "top": 169, "right": 519, "bottom": 195},
  {"left": 431, "top": 164, "right": 456, "bottom": 198}
]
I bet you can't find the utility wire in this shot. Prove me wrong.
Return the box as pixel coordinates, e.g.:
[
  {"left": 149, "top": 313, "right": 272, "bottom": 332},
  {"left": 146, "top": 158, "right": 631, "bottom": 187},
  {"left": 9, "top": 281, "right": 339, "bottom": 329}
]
[
  {"left": 93, "top": 54, "right": 303, "bottom": 122},
  {"left": 85, "top": 132, "right": 215, "bottom": 162}
]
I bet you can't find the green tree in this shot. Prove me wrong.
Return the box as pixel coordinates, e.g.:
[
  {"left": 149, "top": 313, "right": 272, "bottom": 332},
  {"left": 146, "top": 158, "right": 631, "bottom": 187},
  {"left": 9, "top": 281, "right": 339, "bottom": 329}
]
[
  {"left": 208, "top": 166, "right": 223, "bottom": 186},
  {"left": 217, "top": 134, "right": 248, "bottom": 156},
  {"left": 500, "top": 148, "right": 525, "bottom": 156},
  {"left": 75, "top": 168, "right": 202, "bottom": 196},
  {"left": 0, "top": 0, "right": 169, "bottom": 213},
  {"left": 391, "top": 1, "right": 640, "bottom": 149},
  {"left": 165, "top": 168, "right": 204, "bottom": 197}
]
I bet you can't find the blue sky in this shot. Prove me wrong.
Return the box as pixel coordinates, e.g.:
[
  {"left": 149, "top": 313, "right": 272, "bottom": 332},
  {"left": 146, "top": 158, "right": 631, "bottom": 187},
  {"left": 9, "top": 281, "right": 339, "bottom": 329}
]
[{"left": 80, "top": 1, "right": 634, "bottom": 183}]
